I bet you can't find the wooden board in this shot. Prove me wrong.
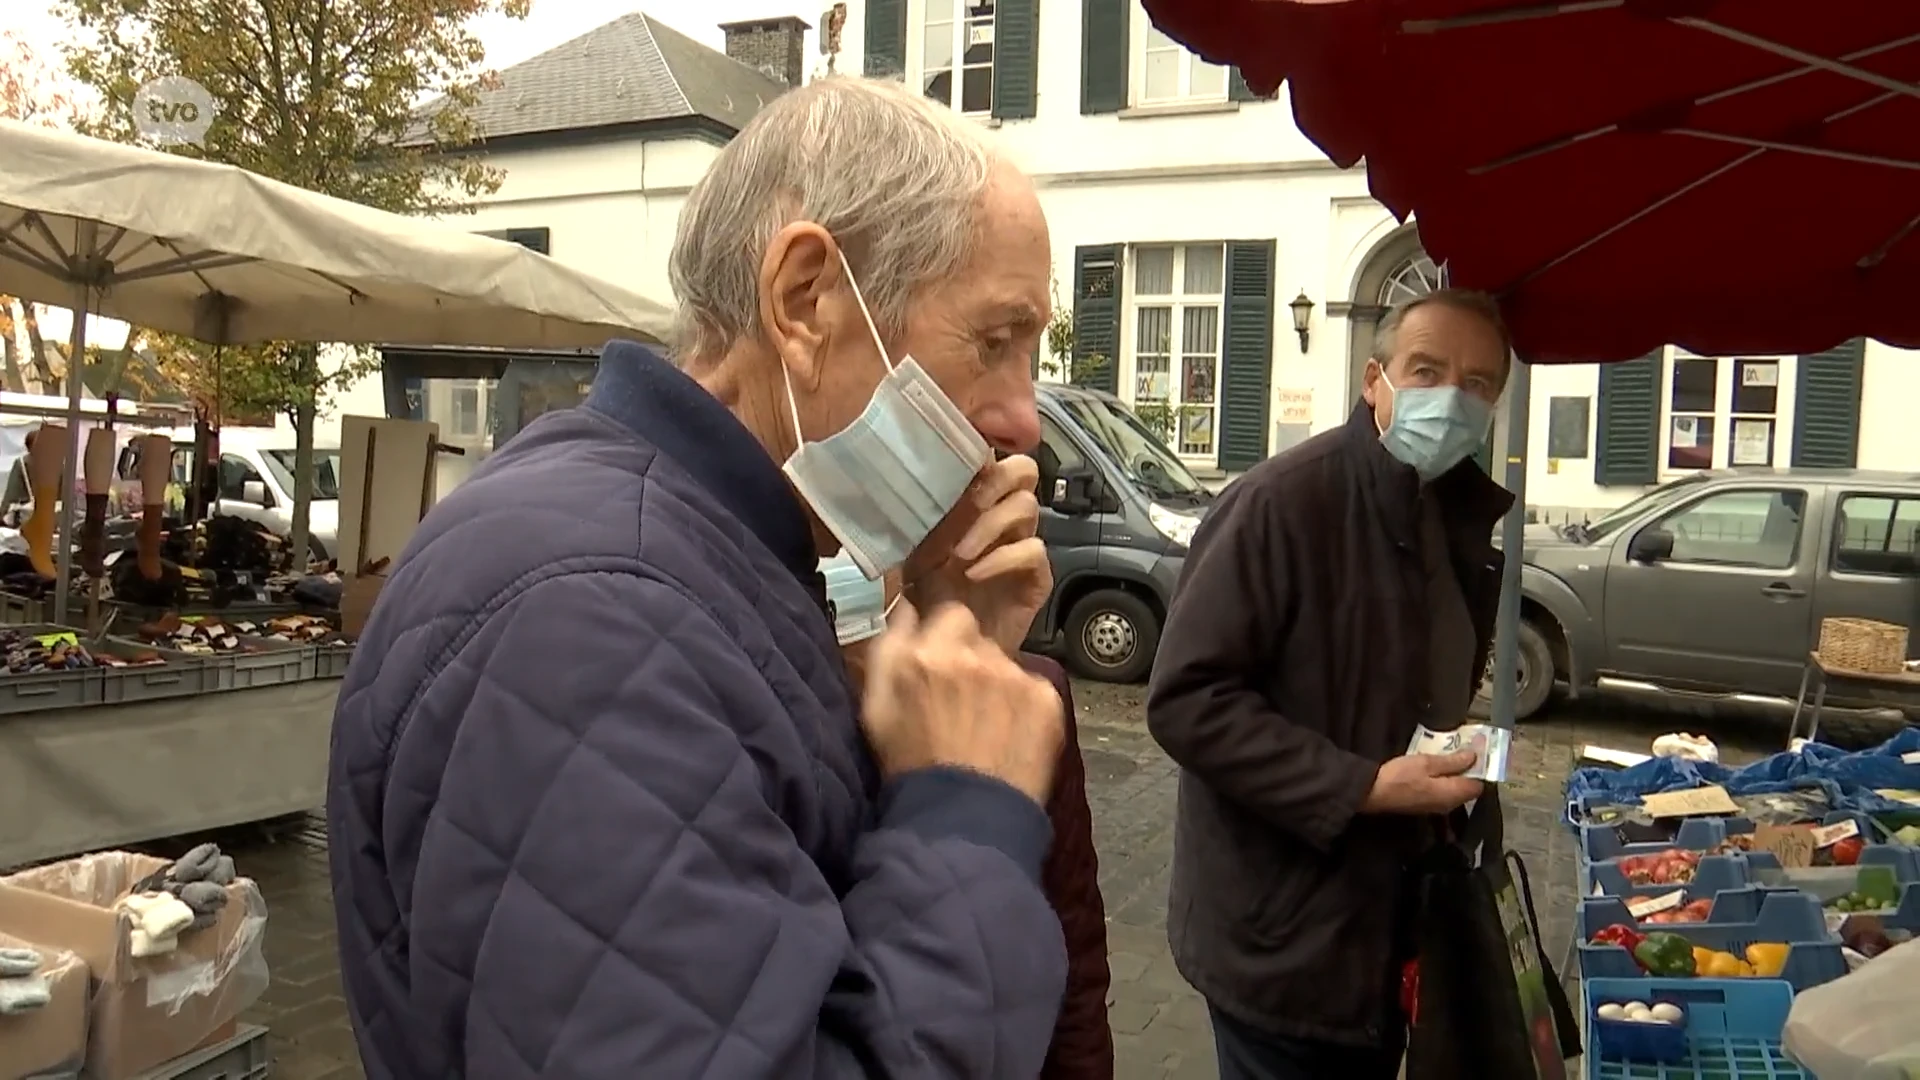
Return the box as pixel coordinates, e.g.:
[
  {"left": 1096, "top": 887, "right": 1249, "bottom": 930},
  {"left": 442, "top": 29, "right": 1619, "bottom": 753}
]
[{"left": 337, "top": 415, "right": 438, "bottom": 576}]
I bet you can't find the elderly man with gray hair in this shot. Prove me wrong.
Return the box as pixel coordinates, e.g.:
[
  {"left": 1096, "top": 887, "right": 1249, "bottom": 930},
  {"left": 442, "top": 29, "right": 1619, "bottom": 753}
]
[{"left": 328, "top": 75, "right": 1073, "bottom": 1079}]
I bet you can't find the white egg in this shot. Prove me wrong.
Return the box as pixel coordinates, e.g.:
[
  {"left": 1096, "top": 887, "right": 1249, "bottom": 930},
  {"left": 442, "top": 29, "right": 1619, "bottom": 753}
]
[
  {"left": 1625, "top": 1004, "right": 1653, "bottom": 1022},
  {"left": 1650, "top": 1003, "right": 1685, "bottom": 1024},
  {"left": 1597, "top": 1003, "right": 1626, "bottom": 1021}
]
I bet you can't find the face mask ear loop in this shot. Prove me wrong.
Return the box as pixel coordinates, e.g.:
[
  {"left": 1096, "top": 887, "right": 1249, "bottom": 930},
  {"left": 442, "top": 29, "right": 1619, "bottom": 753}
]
[
  {"left": 779, "top": 356, "right": 808, "bottom": 451},
  {"left": 835, "top": 245, "right": 898, "bottom": 374}
]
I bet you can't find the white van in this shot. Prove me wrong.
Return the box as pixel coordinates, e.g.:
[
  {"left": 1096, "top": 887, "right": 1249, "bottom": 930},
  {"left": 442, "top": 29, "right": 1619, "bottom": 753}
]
[{"left": 116, "top": 427, "right": 342, "bottom": 561}]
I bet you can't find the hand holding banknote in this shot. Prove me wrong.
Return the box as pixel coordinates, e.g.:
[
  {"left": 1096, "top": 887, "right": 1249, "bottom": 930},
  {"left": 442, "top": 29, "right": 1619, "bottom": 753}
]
[{"left": 1362, "top": 751, "right": 1484, "bottom": 815}]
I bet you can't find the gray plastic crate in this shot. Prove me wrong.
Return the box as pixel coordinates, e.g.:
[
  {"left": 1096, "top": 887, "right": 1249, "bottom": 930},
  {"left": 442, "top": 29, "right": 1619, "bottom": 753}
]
[
  {"left": 0, "top": 591, "right": 43, "bottom": 625},
  {"left": 313, "top": 643, "right": 354, "bottom": 679},
  {"left": 228, "top": 637, "right": 316, "bottom": 688},
  {"left": 114, "top": 634, "right": 312, "bottom": 691},
  {"left": 136, "top": 1023, "right": 269, "bottom": 1080},
  {"left": 96, "top": 637, "right": 218, "bottom": 703},
  {"left": 0, "top": 623, "right": 102, "bottom": 714}
]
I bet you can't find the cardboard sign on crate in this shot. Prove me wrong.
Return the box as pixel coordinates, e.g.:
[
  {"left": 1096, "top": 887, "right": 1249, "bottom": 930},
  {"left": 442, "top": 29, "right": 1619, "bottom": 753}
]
[
  {"left": 1639, "top": 785, "right": 1739, "bottom": 818},
  {"left": 1755, "top": 824, "right": 1819, "bottom": 868}
]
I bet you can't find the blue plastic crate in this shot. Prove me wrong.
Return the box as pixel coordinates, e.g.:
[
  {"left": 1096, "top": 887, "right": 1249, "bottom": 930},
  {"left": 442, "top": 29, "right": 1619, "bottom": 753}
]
[
  {"left": 1585, "top": 853, "right": 1751, "bottom": 900},
  {"left": 1741, "top": 812, "right": 1912, "bottom": 873},
  {"left": 1585, "top": 978, "right": 1808, "bottom": 1080},
  {"left": 1579, "top": 886, "right": 1771, "bottom": 931},
  {"left": 1578, "top": 892, "right": 1847, "bottom": 990},
  {"left": 1580, "top": 817, "right": 1755, "bottom": 865}
]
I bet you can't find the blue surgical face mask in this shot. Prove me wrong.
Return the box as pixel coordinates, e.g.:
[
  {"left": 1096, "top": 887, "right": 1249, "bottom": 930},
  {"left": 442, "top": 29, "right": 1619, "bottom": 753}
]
[
  {"left": 820, "top": 551, "right": 890, "bottom": 645},
  {"left": 1376, "top": 370, "right": 1494, "bottom": 482},
  {"left": 780, "top": 248, "right": 991, "bottom": 580}
]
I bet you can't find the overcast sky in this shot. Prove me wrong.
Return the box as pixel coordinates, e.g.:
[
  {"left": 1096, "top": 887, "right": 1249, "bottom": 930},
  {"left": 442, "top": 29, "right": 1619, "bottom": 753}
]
[
  {"left": 3, "top": 1, "right": 823, "bottom": 71},
  {"left": 4, "top": 0, "right": 821, "bottom": 345}
]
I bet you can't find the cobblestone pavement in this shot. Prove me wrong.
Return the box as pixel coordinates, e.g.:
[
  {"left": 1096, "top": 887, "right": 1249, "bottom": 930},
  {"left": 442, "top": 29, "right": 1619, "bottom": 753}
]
[{"left": 182, "top": 686, "right": 1779, "bottom": 1079}]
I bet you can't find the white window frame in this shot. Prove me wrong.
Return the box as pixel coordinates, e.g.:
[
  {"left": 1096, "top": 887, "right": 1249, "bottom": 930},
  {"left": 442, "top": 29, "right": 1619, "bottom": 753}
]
[
  {"left": 1658, "top": 348, "right": 1797, "bottom": 476},
  {"left": 908, "top": 0, "right": 996, "bottom": 116},
  {"left": 1127, "top": 4, "right": 1229, "bottom": 106},
  {"left": 1122, "top": 243, "right": 1226, "bottom": 464}
]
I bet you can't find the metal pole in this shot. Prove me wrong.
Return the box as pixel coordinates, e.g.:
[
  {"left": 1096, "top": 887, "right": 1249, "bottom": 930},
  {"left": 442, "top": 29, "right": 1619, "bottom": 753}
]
[
  {"left": 1490, "top": 356, "right": 1533, "bottom": 730},
  {"left": 52, "top": 226, "right": 95, "bottom": 627}
]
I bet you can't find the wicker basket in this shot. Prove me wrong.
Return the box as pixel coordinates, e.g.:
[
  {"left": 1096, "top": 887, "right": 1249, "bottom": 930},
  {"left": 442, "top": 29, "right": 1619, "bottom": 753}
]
[{"left": 1818, "top": 617, "right": 1910, "bottom": 674}]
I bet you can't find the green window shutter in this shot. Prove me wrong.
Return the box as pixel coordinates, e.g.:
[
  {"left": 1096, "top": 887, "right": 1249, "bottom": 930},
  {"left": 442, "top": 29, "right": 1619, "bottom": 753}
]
[
  {"left": 1071, "top": 244, "right": 1121, "bottom": 394},
  {"left": 1228, "top": 68, "right": 1268, "bottom": 103},
  {"left": 993, "top": 0, "right": 1040, "bottom": 120},
  {"left": 1791, "top": 338, "right": 1865, "bottom": 468},
  {"left": 1593, "top": 349, "right": 1660, "bottom": 485},
  {"left": 1218, "top": 240, "right": 1276, "bottom": 471},
  {"left": 865, "top": 0, "right": 907, "bottom": 77},
  {"left": 1081, "top": 0, "right": 1128, "bottom": 114}
]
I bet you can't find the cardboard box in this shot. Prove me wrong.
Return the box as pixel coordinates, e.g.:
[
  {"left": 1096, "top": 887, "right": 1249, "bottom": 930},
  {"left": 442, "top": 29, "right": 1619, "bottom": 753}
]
[
  {"left": 0, "top": 852, "right": 268, "bottom": 1080},
  {"left": 340, "top": 569, "right": 387, "bottom": 639},
  {"left": 0, "top": 930, "right": 89, "bottom": 1080}
]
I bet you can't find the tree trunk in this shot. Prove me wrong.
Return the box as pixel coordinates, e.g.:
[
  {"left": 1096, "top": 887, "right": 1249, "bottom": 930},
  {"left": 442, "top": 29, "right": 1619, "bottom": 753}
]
[
  {"left": 20, "top": 303, "right": 55, "bottom": 393},
  {"left": 0, "top": 300, "right": 25, "bottom": 392},
  {"left": 287, "top": 344, "right": 319, "bottom": 573}
]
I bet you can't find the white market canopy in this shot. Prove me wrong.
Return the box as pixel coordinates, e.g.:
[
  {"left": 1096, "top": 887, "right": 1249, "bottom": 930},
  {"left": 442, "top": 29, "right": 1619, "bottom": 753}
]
[{"left": 0, "top": 118, "right": 673, "bottom": 349}]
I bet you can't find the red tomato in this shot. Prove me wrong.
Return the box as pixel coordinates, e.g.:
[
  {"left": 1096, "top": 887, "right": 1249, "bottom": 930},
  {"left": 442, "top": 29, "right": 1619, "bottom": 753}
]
[{"left": 1831, "top": 837, "right": 1865, "bottom": 866}]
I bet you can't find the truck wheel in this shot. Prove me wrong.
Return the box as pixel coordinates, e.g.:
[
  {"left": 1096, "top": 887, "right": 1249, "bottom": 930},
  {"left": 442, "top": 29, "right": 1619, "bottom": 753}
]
[
  {"left": 1064, "top": 589, "right": 1160, "bottom": 684},
  {"left": 1472, "top": 619, "right": 1558, "bottom": 723}
]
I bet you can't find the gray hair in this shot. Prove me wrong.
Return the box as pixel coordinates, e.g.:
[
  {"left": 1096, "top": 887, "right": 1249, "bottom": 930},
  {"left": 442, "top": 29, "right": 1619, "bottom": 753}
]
[
  {"left": 1371, "top": 288, "right": 1513, "bottom": 365},
  {"left": 667, "top": 76, "right": 999, "bottom": 360}
]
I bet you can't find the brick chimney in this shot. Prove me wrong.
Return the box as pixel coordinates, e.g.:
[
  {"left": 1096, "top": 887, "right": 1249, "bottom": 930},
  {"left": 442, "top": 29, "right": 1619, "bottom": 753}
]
[{"left": 720, "top": 16, "right": 812, "bottom": 89}]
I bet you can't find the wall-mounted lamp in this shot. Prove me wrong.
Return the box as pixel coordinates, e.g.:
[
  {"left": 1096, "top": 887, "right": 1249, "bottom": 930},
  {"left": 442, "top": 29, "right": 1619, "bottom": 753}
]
[{"left": 1288, "top": 289, "right": 1315, "bottom": 354}]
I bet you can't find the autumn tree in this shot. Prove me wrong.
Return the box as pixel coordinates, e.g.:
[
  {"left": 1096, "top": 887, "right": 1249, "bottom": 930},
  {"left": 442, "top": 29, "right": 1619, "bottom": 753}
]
[{"left": 59, "top": 0, "right": 527, "bottom": 566}]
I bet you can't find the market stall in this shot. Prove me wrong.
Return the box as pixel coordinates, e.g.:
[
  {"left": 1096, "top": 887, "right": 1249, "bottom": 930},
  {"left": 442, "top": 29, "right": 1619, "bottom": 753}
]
[
  {"left": 1566, "top": 729, "right": 1920, "bottom": 1076},
  {"left": 0, "top": 119, "right": 674, "bottom": 876}
]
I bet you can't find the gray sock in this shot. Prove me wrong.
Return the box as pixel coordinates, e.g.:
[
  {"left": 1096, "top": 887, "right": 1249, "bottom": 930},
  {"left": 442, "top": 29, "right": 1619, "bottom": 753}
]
[
  {"left": 0, "top": 948, "right": 39, "bottom": 977},
  {"left": 208, "top": 855, "right": 236, "bottom": 885},
  {"left": 0, "top": 974, "right": 50, "bottom": 1014},
  {"left": 170, "top": 842, "right": 220, "bottom": 883},
  {"left": 177, "top": 881, "right": 227, "bottom": 917}
]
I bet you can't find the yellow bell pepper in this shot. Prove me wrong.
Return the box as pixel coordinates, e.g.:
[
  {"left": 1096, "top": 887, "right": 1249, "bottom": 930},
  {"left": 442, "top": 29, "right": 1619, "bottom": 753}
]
[
  {"left": 1692, "top": 946, "right": 1716, "bottom": 972},
  {"left": 1701, "top": 950, "right": 1747, "bottom": 978},
  {"left": 1745, "top": 943, "right": 1790, "bottom": 978}
]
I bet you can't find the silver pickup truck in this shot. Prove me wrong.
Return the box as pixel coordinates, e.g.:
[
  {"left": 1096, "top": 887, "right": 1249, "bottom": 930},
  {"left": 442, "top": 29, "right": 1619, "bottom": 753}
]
[{"left": 1485, "top": 468, "right": 1920, "bottom": 745}]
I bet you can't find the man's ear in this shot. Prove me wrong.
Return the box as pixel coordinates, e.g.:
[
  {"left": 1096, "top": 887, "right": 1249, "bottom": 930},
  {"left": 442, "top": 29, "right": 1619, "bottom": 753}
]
[
  {"left": 758, "top": 222, "right": 840, "bottom": 394},
  {"left": 1360, "top": 357, "right": 1383, "bottom": 407}
]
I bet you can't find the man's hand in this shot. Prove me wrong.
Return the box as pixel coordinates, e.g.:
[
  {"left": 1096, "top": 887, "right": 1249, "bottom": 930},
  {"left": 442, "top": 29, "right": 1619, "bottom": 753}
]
[
  {"left": 861, "top": 601, "right": 1064, "bottom": 805},
  {"left": 1361, "top": 751, "right": 1484, "bottom": 815},
  {"left": 905, "top": 455, "right": 1052, "bottom": 655}
]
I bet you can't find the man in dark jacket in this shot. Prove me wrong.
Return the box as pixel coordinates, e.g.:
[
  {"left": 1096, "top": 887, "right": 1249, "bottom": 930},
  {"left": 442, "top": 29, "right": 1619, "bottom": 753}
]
[
  {"left": 1146, "top": 290, "right": 1517, "bottom": 1080},
  {"left": 328, "top": 76, "right": 1071, "bottom": 1079}
]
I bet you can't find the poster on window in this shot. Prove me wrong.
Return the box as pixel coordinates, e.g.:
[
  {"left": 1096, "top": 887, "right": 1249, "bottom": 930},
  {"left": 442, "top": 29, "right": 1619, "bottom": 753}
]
[
  {"left": 1670, "top": 415, "right": 1700, "bottom": 448},
  {"left": 1732, "top": 419, "right": 1774, "bottom": 466},
  {"left": 1741, "top": 363, "right": 1779, "bottom": 388}
]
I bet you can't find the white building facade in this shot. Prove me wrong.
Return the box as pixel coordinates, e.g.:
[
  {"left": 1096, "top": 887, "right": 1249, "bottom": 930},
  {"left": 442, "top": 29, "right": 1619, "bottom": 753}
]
[{"left": 349, "top": 2, "right": 1916, "bottom": 513}]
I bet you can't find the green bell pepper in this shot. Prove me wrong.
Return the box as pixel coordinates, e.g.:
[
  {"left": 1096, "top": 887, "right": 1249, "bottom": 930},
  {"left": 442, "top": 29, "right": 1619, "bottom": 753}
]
[{"left": 1632, "top": 931, "right": 1697, "bottom": 977}]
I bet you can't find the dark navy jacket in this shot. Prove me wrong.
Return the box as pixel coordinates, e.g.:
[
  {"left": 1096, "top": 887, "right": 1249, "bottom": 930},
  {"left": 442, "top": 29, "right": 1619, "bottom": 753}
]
[{"left": 327, "top": 342, "right": 1067, "bottom": 1079}]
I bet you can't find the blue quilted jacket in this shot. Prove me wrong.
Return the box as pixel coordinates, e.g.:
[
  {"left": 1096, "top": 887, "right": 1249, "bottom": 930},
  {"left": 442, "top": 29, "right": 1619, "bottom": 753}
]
[{"left": 327, "top": 342, "right": 1067, "bottom": 1079}]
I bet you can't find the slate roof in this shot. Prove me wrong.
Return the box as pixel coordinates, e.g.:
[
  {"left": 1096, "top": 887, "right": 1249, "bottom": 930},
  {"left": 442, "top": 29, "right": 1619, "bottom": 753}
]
[{"left": 412, "top": 12, "right": 788, "bottom": 145}]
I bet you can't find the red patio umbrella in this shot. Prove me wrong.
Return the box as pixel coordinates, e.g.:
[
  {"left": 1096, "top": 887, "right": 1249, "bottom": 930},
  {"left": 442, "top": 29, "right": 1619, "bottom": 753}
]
[{"left": 1143, "top": 0, "right": 1920, "bottom": 362}]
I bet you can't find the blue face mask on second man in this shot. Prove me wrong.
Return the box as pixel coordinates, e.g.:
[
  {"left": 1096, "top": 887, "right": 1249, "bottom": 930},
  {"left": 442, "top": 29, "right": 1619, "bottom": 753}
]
[{"left": 1376, "top": 370, "right": 1494, "bottom": 482}]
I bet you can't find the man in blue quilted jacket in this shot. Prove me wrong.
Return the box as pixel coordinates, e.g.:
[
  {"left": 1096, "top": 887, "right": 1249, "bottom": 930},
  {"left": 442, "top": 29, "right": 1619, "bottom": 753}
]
[{"left": 327, "top": 75, "right": 1072, "bottom": 1079}]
